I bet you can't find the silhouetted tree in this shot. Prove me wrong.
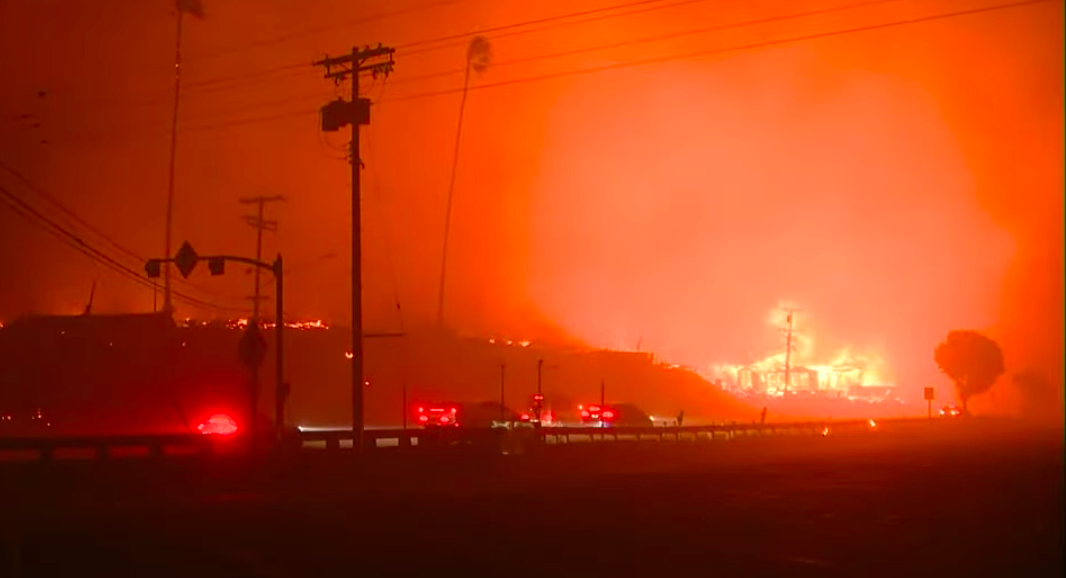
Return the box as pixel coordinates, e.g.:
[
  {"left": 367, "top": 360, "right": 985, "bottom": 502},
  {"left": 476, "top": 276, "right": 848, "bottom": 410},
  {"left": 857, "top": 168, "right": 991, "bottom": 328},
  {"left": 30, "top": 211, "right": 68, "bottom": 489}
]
[{"left": 934, "top": 330, "right": 1005, "bottom": 413}]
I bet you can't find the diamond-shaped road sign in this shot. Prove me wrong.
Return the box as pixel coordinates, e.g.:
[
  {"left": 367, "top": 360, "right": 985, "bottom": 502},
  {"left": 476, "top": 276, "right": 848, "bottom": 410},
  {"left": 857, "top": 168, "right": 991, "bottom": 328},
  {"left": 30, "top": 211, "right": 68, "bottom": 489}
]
[{"left": 173, "top": 241, "right": 199, "bottom": 278}]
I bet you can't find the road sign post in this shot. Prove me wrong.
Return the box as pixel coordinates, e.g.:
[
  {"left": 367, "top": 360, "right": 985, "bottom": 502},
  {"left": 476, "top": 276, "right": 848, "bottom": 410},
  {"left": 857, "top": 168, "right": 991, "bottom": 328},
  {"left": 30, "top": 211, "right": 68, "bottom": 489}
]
[
  {"left": 924, "top": 387, "right": 935, "bottom": 419},
  {"left": 239, "top": 323, "right": 267, "bottom": 440}
]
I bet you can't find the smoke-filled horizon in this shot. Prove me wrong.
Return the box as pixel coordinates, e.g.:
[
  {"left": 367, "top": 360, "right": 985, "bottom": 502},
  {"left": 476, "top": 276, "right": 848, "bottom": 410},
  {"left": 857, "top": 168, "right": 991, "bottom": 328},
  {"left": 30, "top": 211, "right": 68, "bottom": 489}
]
[{"left": 0, "top": 0, "right": 1061, "bottom": 412}]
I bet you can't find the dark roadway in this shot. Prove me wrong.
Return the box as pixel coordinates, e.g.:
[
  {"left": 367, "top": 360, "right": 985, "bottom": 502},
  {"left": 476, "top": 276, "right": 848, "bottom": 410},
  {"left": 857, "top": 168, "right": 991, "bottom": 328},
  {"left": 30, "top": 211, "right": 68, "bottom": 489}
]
[{"left": 1, "top": 421, "right": 1062, "bottom": 577}]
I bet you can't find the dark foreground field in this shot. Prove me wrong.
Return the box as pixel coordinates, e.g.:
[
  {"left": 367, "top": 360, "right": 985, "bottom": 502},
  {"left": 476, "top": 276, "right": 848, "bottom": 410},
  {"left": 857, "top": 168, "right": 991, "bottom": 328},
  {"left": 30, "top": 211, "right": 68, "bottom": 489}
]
[{"left": 1, "top": 420, "right": 1062, "bottom": 577}]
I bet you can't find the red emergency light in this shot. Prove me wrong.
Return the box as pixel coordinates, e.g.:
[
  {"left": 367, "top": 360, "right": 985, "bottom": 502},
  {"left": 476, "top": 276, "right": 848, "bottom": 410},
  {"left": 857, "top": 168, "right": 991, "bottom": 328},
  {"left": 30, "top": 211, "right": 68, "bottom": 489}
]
[{"left": 197, "top": 413, "right": 238, "bottom": 435}]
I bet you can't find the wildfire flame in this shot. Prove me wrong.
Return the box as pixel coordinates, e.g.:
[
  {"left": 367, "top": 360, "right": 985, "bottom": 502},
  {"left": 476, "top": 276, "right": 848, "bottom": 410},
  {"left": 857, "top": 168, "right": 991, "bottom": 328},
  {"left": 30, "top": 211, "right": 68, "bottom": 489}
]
[
  {"left": 704, "top": 305, "right": 894, "bottom": 400},
  {"left": 178, "top": 318, "right": 330, "bottom": 331}
]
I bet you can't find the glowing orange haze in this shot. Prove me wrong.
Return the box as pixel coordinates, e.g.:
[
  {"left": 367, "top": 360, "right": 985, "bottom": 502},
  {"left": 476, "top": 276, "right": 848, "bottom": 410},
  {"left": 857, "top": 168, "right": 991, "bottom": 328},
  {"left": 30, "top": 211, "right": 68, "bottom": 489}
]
[{"left": 0, "top": 0, "right": 1061, "bottom": 416}]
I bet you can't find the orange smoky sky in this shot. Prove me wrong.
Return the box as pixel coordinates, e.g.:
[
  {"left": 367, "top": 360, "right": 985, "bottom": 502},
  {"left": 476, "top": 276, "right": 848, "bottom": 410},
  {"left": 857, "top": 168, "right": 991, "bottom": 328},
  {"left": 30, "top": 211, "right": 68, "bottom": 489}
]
[{"left": 0, "top": 0, "right": 1061, "bottom": 406}]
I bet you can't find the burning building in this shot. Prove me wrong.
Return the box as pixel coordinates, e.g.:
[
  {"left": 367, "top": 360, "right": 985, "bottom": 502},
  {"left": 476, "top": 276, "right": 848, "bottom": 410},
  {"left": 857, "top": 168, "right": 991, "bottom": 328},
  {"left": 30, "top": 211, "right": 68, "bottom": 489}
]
[
  {"left": 724, "top": 353, "right": 888, "bottom": 399},
  {"left": 705, "top": 306, "right": 901, "bottom": 404}
]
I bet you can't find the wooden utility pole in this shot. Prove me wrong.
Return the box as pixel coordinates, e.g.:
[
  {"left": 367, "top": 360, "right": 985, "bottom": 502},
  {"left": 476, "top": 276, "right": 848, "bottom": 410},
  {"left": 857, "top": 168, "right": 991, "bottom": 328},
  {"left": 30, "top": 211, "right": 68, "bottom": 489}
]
[
  {"left": 313, "top": 44, "right": 394, "bottom": 451},
  {"left": 239, "top": 195, "right": 284, "bottom": 321},
  {"left": 237, "top": 195, "right": 283, "bottom": 440}
]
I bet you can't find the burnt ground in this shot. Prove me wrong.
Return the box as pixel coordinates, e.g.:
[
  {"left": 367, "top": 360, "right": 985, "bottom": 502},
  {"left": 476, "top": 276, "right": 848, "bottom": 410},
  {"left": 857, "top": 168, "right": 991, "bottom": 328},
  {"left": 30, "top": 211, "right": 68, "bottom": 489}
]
[{"left": 1, "top": 420, "right": 1062, "bottom": 577}]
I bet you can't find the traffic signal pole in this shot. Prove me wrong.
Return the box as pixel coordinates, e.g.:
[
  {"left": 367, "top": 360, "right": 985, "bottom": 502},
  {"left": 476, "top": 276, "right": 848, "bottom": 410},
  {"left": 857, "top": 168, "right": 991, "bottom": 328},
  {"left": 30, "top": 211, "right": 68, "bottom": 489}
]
[
  {"left": 146, "top": 245, "right": 287, "bottom": 444},
  {"left": 313, "top": 45, "right": 394, "bottom": 452}
]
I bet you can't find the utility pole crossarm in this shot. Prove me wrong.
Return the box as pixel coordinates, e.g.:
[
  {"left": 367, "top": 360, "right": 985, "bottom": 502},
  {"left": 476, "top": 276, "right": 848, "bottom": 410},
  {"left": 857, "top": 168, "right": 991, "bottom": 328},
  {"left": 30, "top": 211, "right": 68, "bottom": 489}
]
[
  {"left": 312, "top": 45, "right": 395, "bottom": 68},
  {"left": 238, "top": 195, "right": 284, "bottom": 322},
  {"left": 313, "top": 46, "right": 395, "bottom": 82}
]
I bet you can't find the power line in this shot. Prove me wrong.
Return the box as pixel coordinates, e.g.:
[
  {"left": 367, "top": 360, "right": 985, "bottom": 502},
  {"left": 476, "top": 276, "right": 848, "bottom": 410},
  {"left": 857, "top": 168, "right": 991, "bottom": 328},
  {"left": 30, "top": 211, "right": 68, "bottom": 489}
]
[
  {"left": 0, "top": 186, "right": 221, "bottom": 311},
  {"left": 185, "top": 0, "right": 465, "bottom": 64},
  {"left": 185, "top": 1, "right": 702, "bottom": 95},
  {"left": 110, "top": 0, "right": 882, "bottom": 133},
  {"left": 395, "top": 0, "right": 706, "bottom": 53},
  {"left": 0, "top": 189, "right": 155, "bottom": 292},
  {"left": 262, "top": 0, "right": 1066, "bottom": 121},
  {"left": 0, "top": 158, "right": 239, "bottom": 303},
  {"left": 183, "top": 107, "right": 316, "bottom": 133},
  {"left": 0, "top": 184, "right": 243, "bottom": 312},
  {"left": 381, "top": 0, "right": 1056, "bottom": 104},
  {"left": 168, "top": 0, "right": 1052, "bottom": 133},
  {"left": 28, "top": 0, "right": 1053, "bottom": 140},
  {"left": 50, "top": 0, "right": 707, "bottom": 109},
  {"left": 0, "top": 158, "right": 141, "bottom": 261},
  {"left": 107, "top": 0, "right": 892, "bottom": 123},
  {"left": 56, "top": 65, "right": 317, "bottom": 113},
  {"left": 386, "top": 0, "right": 901, "bottom": 87}
]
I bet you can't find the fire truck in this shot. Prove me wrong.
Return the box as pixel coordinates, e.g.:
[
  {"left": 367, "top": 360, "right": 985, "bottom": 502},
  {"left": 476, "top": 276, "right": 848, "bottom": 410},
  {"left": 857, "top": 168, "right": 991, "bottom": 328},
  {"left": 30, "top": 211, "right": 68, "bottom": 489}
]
[
  {"left": 413, "top": 401, "right": 519, "bottom": 429},
  {"left": 577, "top": 402, "right": 651, "bottom": 427}
]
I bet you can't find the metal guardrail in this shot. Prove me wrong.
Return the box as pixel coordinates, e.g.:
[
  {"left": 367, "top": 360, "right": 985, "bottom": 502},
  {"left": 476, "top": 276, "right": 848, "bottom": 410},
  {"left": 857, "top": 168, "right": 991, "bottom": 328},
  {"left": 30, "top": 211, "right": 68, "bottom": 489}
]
[
  {"left": 0, "top": 433, "right": 228, "bottom": 460},
  {"left": 0, "top": 417, "right": 915, "bottom": 462}
]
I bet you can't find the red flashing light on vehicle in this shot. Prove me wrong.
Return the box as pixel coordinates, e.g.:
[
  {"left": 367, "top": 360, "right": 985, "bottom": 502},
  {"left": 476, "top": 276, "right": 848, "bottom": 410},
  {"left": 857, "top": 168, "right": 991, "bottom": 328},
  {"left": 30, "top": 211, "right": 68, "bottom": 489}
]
[
  {"left": 520, "top": 413, "right": 530, "bottom": 421},
  {"left": 532, "top": 394, "right": 544, "bottom": 402},
  {"left": 440, "top": 415, "right": 450, "bottom": 424},
  {"left": 197, "top": 413, "right": 238, "bottom": 435},
  {"left": 579, "top": 403, "right": 618, "bottom": 425},
  {"left": 418, "top": 415, "right": 429, "bottom": 423}
]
